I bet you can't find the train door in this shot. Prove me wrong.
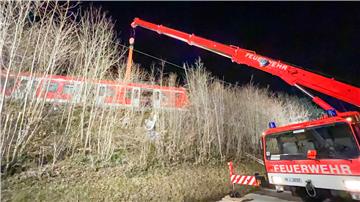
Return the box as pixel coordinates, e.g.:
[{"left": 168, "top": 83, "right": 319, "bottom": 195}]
[
  {"left": 29, "top": 78, "right": 42, "bottom": 100},
  {"left": 40, "top": 80, "right": 60, "bottom": 102},
  {"left": 96, "top": 84, "right": 107, "bottom": 105},
  {"left": 72, "top": 82, "right": 82, "bottom": 103},
  {"left": 0, "top": 75, "right": 16, "bottom": 96},
  {"left": 13, "top": 77, "right": 30, "bottom": 99},
  {"left": 153, "top": 90, "right": 161, "bottom": 108},
  {"left": 140, "top": 89, "right": 153, "bottom": 108},
  {"left": 62, "top": 82, "right": 82, "bottom": 103},
  {"left": 131, "top": 87, "right": 140, "bottom": 107}
]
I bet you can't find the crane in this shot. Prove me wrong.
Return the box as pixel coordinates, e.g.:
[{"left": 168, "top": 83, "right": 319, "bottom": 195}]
[
  {"left": 130, "top": 18, "right": 360, "bottom": 113},
  {"left": 130, "top": 17, "right": 360, "bottom": 201}
]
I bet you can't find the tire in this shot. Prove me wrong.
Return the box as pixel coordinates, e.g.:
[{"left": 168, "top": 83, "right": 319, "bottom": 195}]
[
  {"left": 295, "top": 187, "right": 330, "bottom": 202},
  {"left": 229, "top": 191, "right": 240, "bottom": 198}
]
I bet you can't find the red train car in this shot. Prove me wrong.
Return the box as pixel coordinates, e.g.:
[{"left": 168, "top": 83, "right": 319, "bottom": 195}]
[{"left": 0, "top": 71, "right": 188, "bottom": 110}]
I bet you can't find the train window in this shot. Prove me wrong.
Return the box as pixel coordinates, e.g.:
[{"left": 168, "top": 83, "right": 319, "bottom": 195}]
[
  {"left": 48, "top": 82, "right": 58, "bottom": 92},
  {"left": 154, "top": 91, "right": 160, "bottom": 100},
  {"left": 1, "top": 76, "right": 15, "bottom": 90},
  {"left": 141, "top": 89, "right": 153, "bottom": 107},
  {"left": 107, "top": 87, "right": 115, "bottom": 96},
  {"left": 126, "top": 89, "right": 132, "bottom": 99},
  {"left": 161, "top": 92, "right": 170, "bottom": 104},
  {"left": 99, "top": 86, "right": 106, "bottom": 96},
  {"left": 98, "top": 86, "right": 115, "bottom": 97},
  {"left": 63, "top": 84, "right": 75, "bottom": 94},
  {"left": 31, "top": 80, "right": 39, "bottom": 91},
  {"left": 142, "top": 90, "right": 152, "bottom": 97},
  {"left": 0, "top": 76, "right": 6, "bottom": 87},
  {"left": 30, "top": 81, "right": 36, "bottom": 91},
  {"left": 9, "top": 78, "right": 15, "bottom": 90},
  {"left": 133, "top": 88, "right": 140, "bottom": 99},
  {"left": 19, "top": 79, "right": 28, "bottom": 91}
]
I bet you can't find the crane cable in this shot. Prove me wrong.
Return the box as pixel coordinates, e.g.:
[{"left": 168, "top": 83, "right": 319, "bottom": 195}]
[
  {"left": 116, "top": 42, "right": 186, "bottom": 70},
  {"left": 123, "top": 42, "right": 235, "bottom": 86},
  {"left": 114, "top": 33, "right": 234, "bottom": 86}
]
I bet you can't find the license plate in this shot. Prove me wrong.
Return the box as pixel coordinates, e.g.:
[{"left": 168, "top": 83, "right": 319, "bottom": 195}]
[{"left": 285, "top": 177, "right": 301, "bottom": 183}]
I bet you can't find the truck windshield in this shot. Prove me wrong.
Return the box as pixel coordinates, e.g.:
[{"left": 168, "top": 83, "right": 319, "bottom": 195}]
[{"left": 265, "top": 122, "right": 359, "bottom": 160}]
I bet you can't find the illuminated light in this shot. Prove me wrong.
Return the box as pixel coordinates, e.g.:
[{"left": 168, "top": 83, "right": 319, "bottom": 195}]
[
  {"left": 129, "top": 37, "right": 135, "bottom": 44},
  {"left": 344, "top": 180, "right": 360, "bottom": 192},
  {"left": 275, "top": 185, "right": 284, "bottom": 192},
  {"left": 272, "top": 176, "right": 283, "bottom": 184},
  {"left": 293, "top": 129, "right": 305, "bottom": 134},
  {"left": 326, "top": 109, "right": 337, "bottom": 117},
  {"left": 269, "top": 122, "right": 276, "bottom": 128},
  {"left": 262, "top": 132, "right": 265, "bottom": 136},
  {"left": 346, "top": 117, "right": 353, "bottom": 122}
]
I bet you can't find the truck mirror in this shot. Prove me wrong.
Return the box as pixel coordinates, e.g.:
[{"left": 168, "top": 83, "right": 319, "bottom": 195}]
[{"left": 307, "top": 150, "right": 317, "bottom": 159}]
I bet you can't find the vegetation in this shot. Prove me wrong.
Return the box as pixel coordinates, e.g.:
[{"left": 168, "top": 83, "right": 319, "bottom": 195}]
[
  {"left": 0, "top": 1, "right": 322, "bottom": 201},
  {"left": 2, "top": 159, "right": 262, "bottom": 201}
]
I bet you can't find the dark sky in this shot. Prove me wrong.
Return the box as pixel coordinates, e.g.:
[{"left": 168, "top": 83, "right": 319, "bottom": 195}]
[{"left": 85, "top": 2, "right": 359, "bottom": 111}]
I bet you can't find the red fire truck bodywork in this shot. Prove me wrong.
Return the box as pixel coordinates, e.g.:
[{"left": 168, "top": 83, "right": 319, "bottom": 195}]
[{"left": 263, "top": 112, "right": 360, "bottom": 194}]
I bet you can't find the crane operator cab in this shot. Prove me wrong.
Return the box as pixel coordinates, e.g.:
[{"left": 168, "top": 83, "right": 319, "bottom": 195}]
[{"left": 262, "top": 112, "right": 360, "bottom": 201}]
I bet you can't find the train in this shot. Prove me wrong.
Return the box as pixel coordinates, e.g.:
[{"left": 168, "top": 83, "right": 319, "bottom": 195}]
[{"left": 0, "top": 71, "right": 188, "bottom": 109}]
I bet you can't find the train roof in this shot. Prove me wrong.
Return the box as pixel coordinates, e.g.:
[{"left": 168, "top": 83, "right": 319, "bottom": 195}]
[{"left": 3, "top": 71, "right": 186, "bottom": 92}]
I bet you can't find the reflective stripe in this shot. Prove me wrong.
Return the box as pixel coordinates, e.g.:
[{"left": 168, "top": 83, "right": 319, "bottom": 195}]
[{"left": 230, "top": 175, "right": 258, "bottom": 186}]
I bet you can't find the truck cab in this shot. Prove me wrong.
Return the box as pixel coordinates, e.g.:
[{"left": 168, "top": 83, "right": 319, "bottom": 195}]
[{"left": 262, "top": 112, "right": 360, "bottom": 201}]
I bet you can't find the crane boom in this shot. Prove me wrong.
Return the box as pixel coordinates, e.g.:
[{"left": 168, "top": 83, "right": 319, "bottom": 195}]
[{"left": 131, "top": 18, "right": 360, "bottom": 109}]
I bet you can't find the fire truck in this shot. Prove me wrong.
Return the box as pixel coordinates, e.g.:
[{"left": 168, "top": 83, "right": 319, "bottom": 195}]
[{"left": 130, "top": 18, "right": 360, "bottom": 201}]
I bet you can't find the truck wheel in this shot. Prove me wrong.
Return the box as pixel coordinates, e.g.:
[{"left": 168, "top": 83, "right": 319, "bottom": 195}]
[
  {"left": 295, "top": 187, "right": 330, "bottom": 202},
  {"left": 229, "top": 191, "right": 240, "bottom": 198}
]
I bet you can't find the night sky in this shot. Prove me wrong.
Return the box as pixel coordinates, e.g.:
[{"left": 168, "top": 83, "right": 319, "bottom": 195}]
[{"left": 85, "top": 2, "right": 359, "bottom": 111}]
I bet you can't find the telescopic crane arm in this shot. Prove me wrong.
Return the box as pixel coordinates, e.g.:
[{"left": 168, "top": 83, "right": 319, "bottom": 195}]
[{"left": 131, "top": 18, "right": 360, "bottom": 110}]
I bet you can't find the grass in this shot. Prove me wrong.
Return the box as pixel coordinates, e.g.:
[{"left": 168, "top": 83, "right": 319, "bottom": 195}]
[{"left": 2, "top": 159, "right": 262, "bottom": 202}]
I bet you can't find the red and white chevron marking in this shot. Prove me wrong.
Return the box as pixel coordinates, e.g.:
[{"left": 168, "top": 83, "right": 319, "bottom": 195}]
[{"left": 230, "top": 175, "right": 259, "bottom": 186}]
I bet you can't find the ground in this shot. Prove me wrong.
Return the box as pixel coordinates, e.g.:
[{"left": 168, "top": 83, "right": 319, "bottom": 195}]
[
  {"left": 1, "top": 160, "right": 261, "bottom": 201},
  {"left": 219, "top": 188, "right": 302, "bottom": 202}
]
